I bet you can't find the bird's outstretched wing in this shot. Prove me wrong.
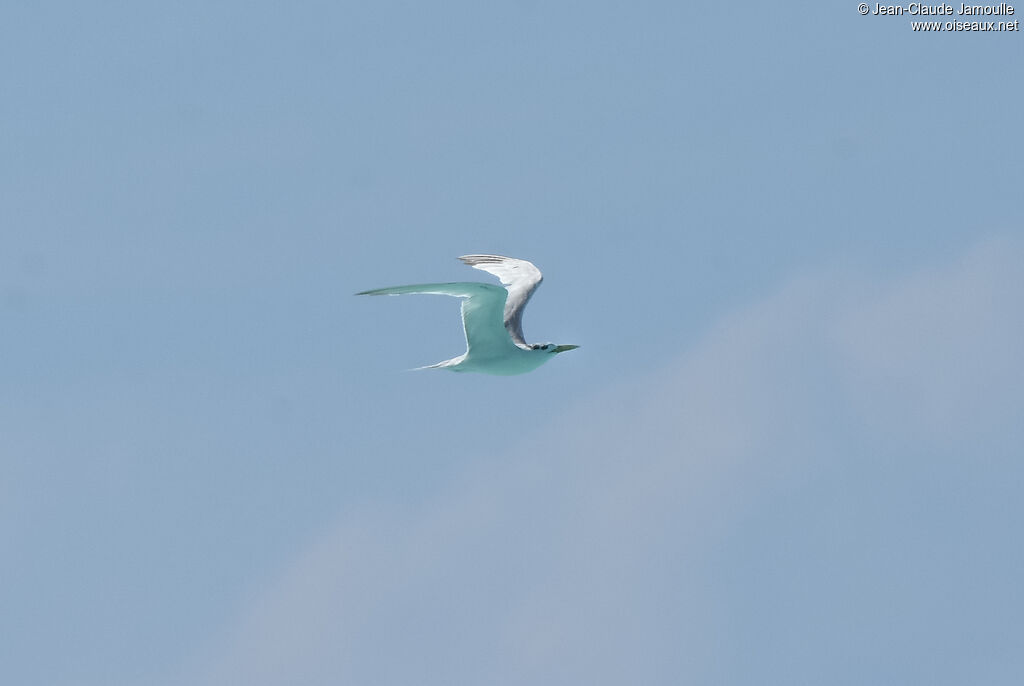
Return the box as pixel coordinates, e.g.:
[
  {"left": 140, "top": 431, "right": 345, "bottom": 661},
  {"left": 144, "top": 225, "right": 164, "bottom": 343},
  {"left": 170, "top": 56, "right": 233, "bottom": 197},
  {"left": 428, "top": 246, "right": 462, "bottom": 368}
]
[
  {"left": 356, "top": 282, "right": 519, "bottom": 357},
  {"left": 458, "top": 255, "right": 543, "bottom": 348}
]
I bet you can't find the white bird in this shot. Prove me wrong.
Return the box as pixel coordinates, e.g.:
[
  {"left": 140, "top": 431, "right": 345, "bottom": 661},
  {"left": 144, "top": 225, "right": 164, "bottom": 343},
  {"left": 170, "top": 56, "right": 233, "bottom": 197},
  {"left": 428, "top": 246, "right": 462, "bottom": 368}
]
[{"left": 357, "top": 254, "right": 579, "bottom": 375}]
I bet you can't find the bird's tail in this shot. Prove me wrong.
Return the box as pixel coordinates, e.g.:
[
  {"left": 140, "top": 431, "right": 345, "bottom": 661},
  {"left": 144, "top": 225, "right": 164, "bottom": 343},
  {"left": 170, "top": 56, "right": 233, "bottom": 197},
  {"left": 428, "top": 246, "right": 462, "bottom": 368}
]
[{"left": 408, "top": 357, "right": 461, "bottom": 372}]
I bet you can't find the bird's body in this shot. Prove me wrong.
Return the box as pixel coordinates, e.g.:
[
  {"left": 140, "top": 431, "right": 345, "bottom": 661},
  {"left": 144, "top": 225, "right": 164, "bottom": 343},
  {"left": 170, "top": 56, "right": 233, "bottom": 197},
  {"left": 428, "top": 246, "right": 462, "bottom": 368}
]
[{"left": 357, "top": 255, "right": 578, "bottom": 375}]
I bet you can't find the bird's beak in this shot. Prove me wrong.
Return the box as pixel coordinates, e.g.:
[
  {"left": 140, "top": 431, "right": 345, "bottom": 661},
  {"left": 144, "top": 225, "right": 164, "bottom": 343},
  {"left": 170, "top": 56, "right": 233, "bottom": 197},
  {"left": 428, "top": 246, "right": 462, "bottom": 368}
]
[{"left": 552, "top": 344, "right": 579, "bottom": 353}]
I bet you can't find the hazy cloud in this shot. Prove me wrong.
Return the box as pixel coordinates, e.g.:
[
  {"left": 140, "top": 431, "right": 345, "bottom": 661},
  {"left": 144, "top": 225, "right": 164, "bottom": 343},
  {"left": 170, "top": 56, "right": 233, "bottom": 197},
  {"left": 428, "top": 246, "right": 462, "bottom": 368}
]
[{"left": 191, "top": 238, "right": 1024, "bottom": 686}]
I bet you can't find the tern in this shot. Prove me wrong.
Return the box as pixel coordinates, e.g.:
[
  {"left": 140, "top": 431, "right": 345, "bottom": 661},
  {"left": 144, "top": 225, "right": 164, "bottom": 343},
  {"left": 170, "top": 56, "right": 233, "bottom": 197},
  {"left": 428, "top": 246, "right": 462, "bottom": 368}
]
[{"left": 357, "top": 254, "right": 579, "bottom": 375}]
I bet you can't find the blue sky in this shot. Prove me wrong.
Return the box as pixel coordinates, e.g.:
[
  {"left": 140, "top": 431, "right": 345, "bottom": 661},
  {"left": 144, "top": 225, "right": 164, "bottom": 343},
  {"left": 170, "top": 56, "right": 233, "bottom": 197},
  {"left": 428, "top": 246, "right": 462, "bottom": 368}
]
[{"left": 2, "top": 3, "right": 1022, "bottom": 685}]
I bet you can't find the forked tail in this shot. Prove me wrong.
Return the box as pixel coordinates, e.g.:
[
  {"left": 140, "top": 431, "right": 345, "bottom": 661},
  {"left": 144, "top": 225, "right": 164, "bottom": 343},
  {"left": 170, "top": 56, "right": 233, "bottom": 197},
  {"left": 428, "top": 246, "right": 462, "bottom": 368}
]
[{"left": 409, "top": 357, "right": 461, "bottom": 372}]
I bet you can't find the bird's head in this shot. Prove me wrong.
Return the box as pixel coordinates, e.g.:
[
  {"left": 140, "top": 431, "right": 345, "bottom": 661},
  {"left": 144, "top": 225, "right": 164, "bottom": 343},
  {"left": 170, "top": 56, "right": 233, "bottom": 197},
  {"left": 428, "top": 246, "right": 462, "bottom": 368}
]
[{"left": 530, "top": 343, "right": 580, "bottom": 355}]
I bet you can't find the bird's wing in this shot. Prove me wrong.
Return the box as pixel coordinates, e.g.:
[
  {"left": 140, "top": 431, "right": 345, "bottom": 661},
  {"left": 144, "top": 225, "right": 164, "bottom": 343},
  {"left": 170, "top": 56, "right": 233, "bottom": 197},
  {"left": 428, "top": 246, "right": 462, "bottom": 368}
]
[
  {"left": 357, "top": 282, "right": 518, "bottom": 357},
  {"left": 458, "top": 255, "right": 543, "bottom": 348}
]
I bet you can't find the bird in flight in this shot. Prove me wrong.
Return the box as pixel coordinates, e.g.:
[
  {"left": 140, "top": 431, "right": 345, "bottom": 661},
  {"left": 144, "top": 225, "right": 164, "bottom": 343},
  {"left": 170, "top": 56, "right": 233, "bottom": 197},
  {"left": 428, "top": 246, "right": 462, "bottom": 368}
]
[{"left": 357, "top": 254, "right": 579, "bottom": 375}]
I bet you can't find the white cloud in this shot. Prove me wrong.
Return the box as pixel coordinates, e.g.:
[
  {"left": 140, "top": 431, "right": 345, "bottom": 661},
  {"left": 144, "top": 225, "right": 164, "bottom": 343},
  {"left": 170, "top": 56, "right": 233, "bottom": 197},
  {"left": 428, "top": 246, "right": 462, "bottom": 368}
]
[
  {"left": 189, "top": 237, "right": 1024, "bottom": 686},
  {"left": 834, "top": 237, "right": 1024, "bottom": 442}
]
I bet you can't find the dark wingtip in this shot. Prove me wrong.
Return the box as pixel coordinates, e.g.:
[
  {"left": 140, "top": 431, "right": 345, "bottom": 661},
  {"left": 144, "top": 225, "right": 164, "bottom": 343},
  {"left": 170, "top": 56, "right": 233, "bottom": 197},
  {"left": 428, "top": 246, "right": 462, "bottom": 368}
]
[{"left": 458, "top": 254, "right": 505, "bottom": 265}]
